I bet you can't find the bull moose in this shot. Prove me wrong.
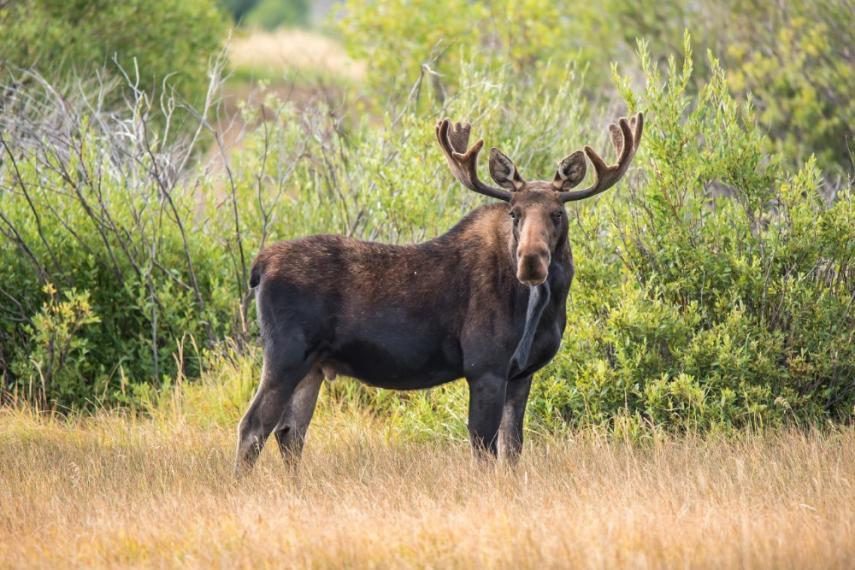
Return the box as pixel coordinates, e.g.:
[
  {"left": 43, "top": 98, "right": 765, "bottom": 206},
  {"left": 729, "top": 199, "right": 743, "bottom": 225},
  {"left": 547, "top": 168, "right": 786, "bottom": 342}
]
[{"left": 237, "top": 114, "right": 643, "bottom": 472}]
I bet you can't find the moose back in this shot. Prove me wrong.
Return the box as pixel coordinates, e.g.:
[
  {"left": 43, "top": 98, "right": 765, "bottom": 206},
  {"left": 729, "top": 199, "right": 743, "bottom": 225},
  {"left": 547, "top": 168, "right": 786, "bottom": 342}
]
[{"left": 236, "top": 114, "right": 643, "bottom": 472}]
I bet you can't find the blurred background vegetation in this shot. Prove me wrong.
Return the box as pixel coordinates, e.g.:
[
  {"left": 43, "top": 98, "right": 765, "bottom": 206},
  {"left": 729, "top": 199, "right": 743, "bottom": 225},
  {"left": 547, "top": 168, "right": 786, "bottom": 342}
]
[{"left": 0, "top": 0, "right": 852, "bottom": 436}]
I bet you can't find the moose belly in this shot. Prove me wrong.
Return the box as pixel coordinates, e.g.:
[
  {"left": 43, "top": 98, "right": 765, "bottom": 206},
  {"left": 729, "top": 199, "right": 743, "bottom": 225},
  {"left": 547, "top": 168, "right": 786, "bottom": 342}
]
[{"left": 326, "top": 316, "right": 463, "bottom": 390}]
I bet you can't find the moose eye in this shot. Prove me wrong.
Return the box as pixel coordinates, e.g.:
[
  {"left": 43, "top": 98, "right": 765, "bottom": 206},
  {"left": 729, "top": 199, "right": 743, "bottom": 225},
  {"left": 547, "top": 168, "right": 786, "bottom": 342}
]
[
  {"left": 509, "top": 210, "right": 520, "bottom": 222},
  {"left": 551, "top": 211, "right": 563, "bottom": 222}
]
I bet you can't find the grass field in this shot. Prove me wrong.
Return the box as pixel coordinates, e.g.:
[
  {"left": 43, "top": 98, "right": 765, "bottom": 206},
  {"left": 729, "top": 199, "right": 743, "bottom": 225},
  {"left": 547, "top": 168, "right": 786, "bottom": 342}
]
[
  {"left": 228, "top": 28, "right": 365, "bottom": 83},
  {"left": 1, "top": 405, "right": 853, "bottom": 568}
]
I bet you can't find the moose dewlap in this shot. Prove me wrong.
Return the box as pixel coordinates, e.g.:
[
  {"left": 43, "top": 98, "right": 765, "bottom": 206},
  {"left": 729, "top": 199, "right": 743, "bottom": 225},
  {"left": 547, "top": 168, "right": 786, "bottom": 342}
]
[{"left": 237, "top": 114, "right": 643, "bottom": 472}]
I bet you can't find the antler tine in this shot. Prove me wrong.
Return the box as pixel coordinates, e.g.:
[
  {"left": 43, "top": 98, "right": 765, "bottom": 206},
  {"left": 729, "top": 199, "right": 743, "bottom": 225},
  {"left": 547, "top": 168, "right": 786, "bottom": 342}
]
[
  {"left": 559, "top": 112, "right": 643, "bottom": 203},
  {"left": 436, "top": 118, "right": 512, "bottom": 202}
]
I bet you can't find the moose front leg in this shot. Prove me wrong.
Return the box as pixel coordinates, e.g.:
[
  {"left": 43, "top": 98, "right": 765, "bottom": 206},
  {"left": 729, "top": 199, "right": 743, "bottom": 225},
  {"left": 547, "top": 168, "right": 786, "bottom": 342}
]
[
  {"left": 499, "top": 375, "right": 532, "bottom": 465},
  {"left": 465, "top": 373, "right": 507, "bottom": 460}
]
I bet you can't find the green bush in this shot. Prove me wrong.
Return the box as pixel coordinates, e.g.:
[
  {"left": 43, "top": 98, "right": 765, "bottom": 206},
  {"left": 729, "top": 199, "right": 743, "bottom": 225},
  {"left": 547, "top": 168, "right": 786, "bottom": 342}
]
[
  {"left": 1, "top": 35, "right": 852, "bottom": 433},
  {"left": 225, "top": 37, "right": 854, "bottom": 433},
  {"left": 219, "top": 0, "right": 260, "bottom": 22},
  {"left": 713, "top": 0, "right": 854, "bottom": 174},
  {"left": 219, "top": 0, "right": 308, "bottom": 27},
  {"left": 335, "top": 0, "right": 608, "bottom": 98},
  {"left": 0, "top": 76, "right": 242, "bottom": 408},
  {"left": 243, "top": 0, "right": 308, "bottom": 29},
  {"left": 0, "top": 0, "right": 227, "bottom": 109},
  {"left": 334, "top": 0, "right": 854, "bottom": 175},
  {"left": 534, "top": 39, "right": 854, "bottom": 433},
  {"left": 12, "top": 284, "right": 100, "bottom": 407}
]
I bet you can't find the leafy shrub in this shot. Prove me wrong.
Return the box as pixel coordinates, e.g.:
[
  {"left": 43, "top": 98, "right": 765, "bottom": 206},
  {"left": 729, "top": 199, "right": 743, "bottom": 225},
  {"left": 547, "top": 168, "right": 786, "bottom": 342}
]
[
  {"left": 219, "top": 0, "right": 260, "bottom": 21},
  {"left": 714, "top": 0, "right": 854, "bottom": 174},
  {"left": 220, "top": 0, "right": 308, "bottom": 27},
  {"left": 11, "top": 284, "right": 100, "bottom": 407},
  {"left": 1, "top": 35, "right": 852, "bottom": 434},
  {"left": 531, "top": 38, "right": 854, "bottom": 433},
  {"left": 236, "top": 37, "right": 853, "bottom": 433},
  {"left": 0, "top": 0, "right": 227, "bottom": 109},
  {"left": 243, "top": 0, "right": 309, "bottom": 29},
  {"left": 334, "top": 0, "right": 854, "bottom": 174},
  {"left": 0, "top": 72, "right": 243, "bottom": 408},
  {"left": 335, "top": 0, "right": 608, "bottom": 98}
]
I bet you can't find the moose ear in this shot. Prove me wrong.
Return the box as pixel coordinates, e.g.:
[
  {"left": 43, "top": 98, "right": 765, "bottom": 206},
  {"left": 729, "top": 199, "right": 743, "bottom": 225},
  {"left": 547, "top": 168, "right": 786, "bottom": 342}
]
[
  {"left": 552, "top": 150, "right": 587, "bottom": 191},
  {"left": 488, "top": 148, "right": 525, "bottom": 191}
]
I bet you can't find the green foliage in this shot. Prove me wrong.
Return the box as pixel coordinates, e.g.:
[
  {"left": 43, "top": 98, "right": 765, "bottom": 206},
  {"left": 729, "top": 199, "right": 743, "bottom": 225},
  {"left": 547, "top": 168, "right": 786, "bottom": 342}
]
[
  {"left": 1, "top": 32, "right": 852, "bottom": 434},
  {"left": 0, "top": 0, "right": 227, "bottom": 109},
  {"left": 243, "top": 0, "right": 308, "bottom": 29},
  {"left": 167, "top": 37, "right": 852, "bottom": 434},
  {"left": 335, "top": 0, "right": 607, "bottom": 97},
  {"left": 717, "top": 0, "right": 854, "bottom": 173},
  {"left": 219, "top": 0, "right": 308, "bottom": 27},
  {"left": 146, "top": 341, "right": 259, "bottom": 428},
  {"left": 219, "top": 0, "right": 260, "bottom": 21},
  {"left": 334, "top": 0, "right": 854, "bottom": 174},
  {"left": 11, "top": 284, "right": 100, "bottom": 407},
  {"left": 533, "top": 38, "right": 854, "bottom": 434},
  {"left": 0, "top": 79, "right": 243, "bottom": 409}
]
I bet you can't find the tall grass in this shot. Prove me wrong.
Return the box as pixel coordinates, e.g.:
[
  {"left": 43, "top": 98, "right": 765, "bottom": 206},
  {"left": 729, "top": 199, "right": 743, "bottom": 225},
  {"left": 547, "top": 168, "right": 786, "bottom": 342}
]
[{"left": 1, "top": 406, "right": 852, "bottom": 568}]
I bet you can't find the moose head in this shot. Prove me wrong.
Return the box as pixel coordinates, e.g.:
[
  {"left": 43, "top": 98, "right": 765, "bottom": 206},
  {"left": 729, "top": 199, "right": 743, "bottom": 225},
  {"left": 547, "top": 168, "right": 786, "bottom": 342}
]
[{"left": 436, "top": 114, "right": 643, "bottom": 286}]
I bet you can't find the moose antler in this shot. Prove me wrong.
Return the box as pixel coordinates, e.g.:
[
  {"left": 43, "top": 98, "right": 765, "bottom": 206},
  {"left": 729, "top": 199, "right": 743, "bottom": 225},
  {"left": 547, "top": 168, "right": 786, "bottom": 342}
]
[
  {"left": 558, "top": 113, "right": 644, "bottom": 202},
  {"left": 436, "top": 119, "right": 512, "bottom": 202}
]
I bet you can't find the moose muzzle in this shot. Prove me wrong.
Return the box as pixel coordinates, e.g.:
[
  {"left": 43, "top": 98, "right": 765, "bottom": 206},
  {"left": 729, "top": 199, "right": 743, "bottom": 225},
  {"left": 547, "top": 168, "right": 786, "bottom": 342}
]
[{"left": 517, "top": 247, "right": 550, "bottom": 286}]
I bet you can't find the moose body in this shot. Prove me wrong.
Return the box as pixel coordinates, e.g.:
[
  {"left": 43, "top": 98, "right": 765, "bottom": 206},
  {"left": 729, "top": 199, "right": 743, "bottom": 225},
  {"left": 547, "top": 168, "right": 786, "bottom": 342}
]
[
  {"left": 237, "top": 115, "right": 642, "bottom": 472},
  {"left": 251, "top": 206, "right": 571, "bottom": 389}
]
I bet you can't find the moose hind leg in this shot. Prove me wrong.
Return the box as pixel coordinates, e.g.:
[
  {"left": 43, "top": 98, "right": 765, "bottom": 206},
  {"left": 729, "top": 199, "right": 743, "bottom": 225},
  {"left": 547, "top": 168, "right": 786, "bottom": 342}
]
[
  {"left": 466, "top": 372, "right": 507, "bottom": 460},
  {"left": 235, "top": 347, "right": 314, "bottom": 475},
  {"left": 274, "top": 365, "right": 323, "bottom": 468}
]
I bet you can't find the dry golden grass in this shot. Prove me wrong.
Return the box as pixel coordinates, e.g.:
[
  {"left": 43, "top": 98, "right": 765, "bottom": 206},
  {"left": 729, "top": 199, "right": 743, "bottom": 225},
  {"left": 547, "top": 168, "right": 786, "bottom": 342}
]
[
  {"left": 228, "top": 28, "right": 365, "bottom": 80},
  {"left": 1, "top": 406, "right": 853, "bottom": 569}
]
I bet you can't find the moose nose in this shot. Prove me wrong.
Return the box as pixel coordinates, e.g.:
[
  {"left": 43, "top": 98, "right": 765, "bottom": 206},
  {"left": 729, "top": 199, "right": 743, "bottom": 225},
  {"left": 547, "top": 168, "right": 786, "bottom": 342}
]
[
  {"left": 517, "top": 244, "right": 549, "bottom": 261},
  {"left": 517, "top": 250, "right": 550, "bottom": 286}
]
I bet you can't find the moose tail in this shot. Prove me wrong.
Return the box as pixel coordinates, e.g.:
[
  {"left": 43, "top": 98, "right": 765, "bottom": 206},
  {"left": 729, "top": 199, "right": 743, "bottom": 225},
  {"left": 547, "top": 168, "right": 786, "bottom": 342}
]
[{"left": 249, "top": 257, "right": 265, "bottom": 289}]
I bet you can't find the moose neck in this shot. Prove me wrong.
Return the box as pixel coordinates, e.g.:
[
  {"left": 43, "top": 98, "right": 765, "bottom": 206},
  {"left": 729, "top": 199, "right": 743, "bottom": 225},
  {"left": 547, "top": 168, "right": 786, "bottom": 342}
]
[{"left": 510, "top": 282, "right": 551, "bottom": 371}]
